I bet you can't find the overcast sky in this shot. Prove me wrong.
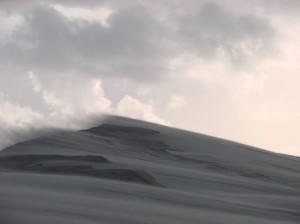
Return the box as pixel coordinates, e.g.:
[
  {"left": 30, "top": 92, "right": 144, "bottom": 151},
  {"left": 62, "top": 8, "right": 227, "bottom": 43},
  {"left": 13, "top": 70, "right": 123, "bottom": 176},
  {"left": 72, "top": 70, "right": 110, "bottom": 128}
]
[{"left": 1, "top": 0, "right": 300, "bottom": 156}]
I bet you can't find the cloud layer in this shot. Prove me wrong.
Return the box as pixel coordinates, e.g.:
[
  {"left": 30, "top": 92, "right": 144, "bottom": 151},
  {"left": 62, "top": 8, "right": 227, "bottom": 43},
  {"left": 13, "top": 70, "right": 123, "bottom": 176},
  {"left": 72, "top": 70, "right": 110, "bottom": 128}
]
[{"left": 1, "top": 0, "right": 300, "bottom": 156}]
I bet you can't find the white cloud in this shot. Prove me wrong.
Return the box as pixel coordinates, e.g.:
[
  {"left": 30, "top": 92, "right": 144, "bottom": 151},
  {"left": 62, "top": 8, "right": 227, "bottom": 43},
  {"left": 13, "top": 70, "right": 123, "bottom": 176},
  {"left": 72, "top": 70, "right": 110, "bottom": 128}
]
[
  {"left": 0, "top": 92, "right": 45, "bottom": 149},
  {"left": 136, "top": 86, "right": 152, "bottom": 97},
  {"left": 116, "top": 95, "right": 170, "bottom": 126},
  {"left": 0, "top": 12, "right": 23, "bottom": 43},
  {"left": 86, "top": 79, "right": 112, "bottom": 114},
  {"left": 27, "top": 72, "right": 112, "bottom": 126},
  {"left": 51, "top": 4, "right": 113, "bottom": 26},
  {"left": 0, "top": 71, "right": 113, "bottom": 150},
  {"left": 28, "top": 71, "right": 63, "bottom": 111},
  {"left": 0, "top": 93, "right": 43, "bottom": 128},
  {"left": 167, "top": 95, "right": 187, "bottom": 110}
]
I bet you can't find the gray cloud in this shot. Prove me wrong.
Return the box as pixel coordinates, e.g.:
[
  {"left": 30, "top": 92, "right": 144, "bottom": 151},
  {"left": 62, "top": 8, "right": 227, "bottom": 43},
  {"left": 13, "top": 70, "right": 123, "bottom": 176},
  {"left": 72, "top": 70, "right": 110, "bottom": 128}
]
[
  {"left": 3, "top": 0, "right": 298, "bottom": 156},
  {"left": 245, "top": 0, "right": 300, "bottom": 13},
  {"left": 2, "top": 4, "right": 171, "bottom": 81},
  {"left": 178, "top": 2, "right": 277, "bottom": 65},
  {"left": 0, "top": 0, "right": 281, "bottom": 129},
  {"left": 1, "top": 1, "right": 279, "bottom": 84},
  {"left": 2, "top": 0, "right": 300, "bottom": 13}
]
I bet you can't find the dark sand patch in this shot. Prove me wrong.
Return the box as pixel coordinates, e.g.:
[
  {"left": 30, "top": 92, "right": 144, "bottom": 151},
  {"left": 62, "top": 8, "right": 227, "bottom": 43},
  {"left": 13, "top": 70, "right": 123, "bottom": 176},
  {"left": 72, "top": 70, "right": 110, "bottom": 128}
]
[{"left": 0, "top": 154, "right": 162, "bottom": 187}]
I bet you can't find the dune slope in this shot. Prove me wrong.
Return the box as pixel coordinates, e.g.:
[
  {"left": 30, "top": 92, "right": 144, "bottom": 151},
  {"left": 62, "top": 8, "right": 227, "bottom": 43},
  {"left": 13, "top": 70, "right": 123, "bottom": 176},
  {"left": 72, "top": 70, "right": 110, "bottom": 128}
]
[{"left": 1, "top": 116, "right": 300, "bottom": 224}]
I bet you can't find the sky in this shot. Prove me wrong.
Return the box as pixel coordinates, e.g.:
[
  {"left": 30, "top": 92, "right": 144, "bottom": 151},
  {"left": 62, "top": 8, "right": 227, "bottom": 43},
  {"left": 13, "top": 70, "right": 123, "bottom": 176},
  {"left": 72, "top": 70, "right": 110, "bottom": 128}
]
[{"left": 0, "top": 0, "right": 300, "bottom": 156}]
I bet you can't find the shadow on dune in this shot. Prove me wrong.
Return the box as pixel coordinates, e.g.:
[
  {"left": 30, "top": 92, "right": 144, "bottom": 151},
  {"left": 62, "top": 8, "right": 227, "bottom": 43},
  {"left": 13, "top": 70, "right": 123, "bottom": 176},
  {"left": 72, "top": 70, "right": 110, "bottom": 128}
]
[{"left": 0, "top": 154, "right": 163, "bottom": 187}]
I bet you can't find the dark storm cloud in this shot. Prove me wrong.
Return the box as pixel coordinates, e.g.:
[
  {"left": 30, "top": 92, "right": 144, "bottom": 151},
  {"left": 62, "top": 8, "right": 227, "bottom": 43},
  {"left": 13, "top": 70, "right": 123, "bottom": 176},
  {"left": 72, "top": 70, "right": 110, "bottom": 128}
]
[{"left": 179, "top": 2, "right": 277, "bottom": 64}]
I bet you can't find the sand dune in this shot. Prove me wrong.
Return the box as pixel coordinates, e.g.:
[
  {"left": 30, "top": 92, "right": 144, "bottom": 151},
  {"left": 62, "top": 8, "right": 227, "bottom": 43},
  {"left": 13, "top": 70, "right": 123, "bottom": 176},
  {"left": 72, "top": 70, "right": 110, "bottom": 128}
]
[{"left": 1, "top": 116, "right": 300, "bottom": 223}]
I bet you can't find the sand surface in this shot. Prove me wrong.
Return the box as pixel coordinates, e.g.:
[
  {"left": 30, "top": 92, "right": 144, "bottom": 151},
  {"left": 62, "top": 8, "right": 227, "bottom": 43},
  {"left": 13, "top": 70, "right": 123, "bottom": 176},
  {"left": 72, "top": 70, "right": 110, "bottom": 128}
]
[{"left": 1, "top": 116, "right": 300, "bottom": 223}]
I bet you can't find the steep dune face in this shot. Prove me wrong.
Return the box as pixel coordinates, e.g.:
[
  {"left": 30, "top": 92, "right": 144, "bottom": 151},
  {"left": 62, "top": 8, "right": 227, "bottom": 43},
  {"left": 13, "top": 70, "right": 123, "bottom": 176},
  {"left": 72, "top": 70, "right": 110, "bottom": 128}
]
[{"left": 1, "top": 116, "right": 300, "bottom": 224}]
